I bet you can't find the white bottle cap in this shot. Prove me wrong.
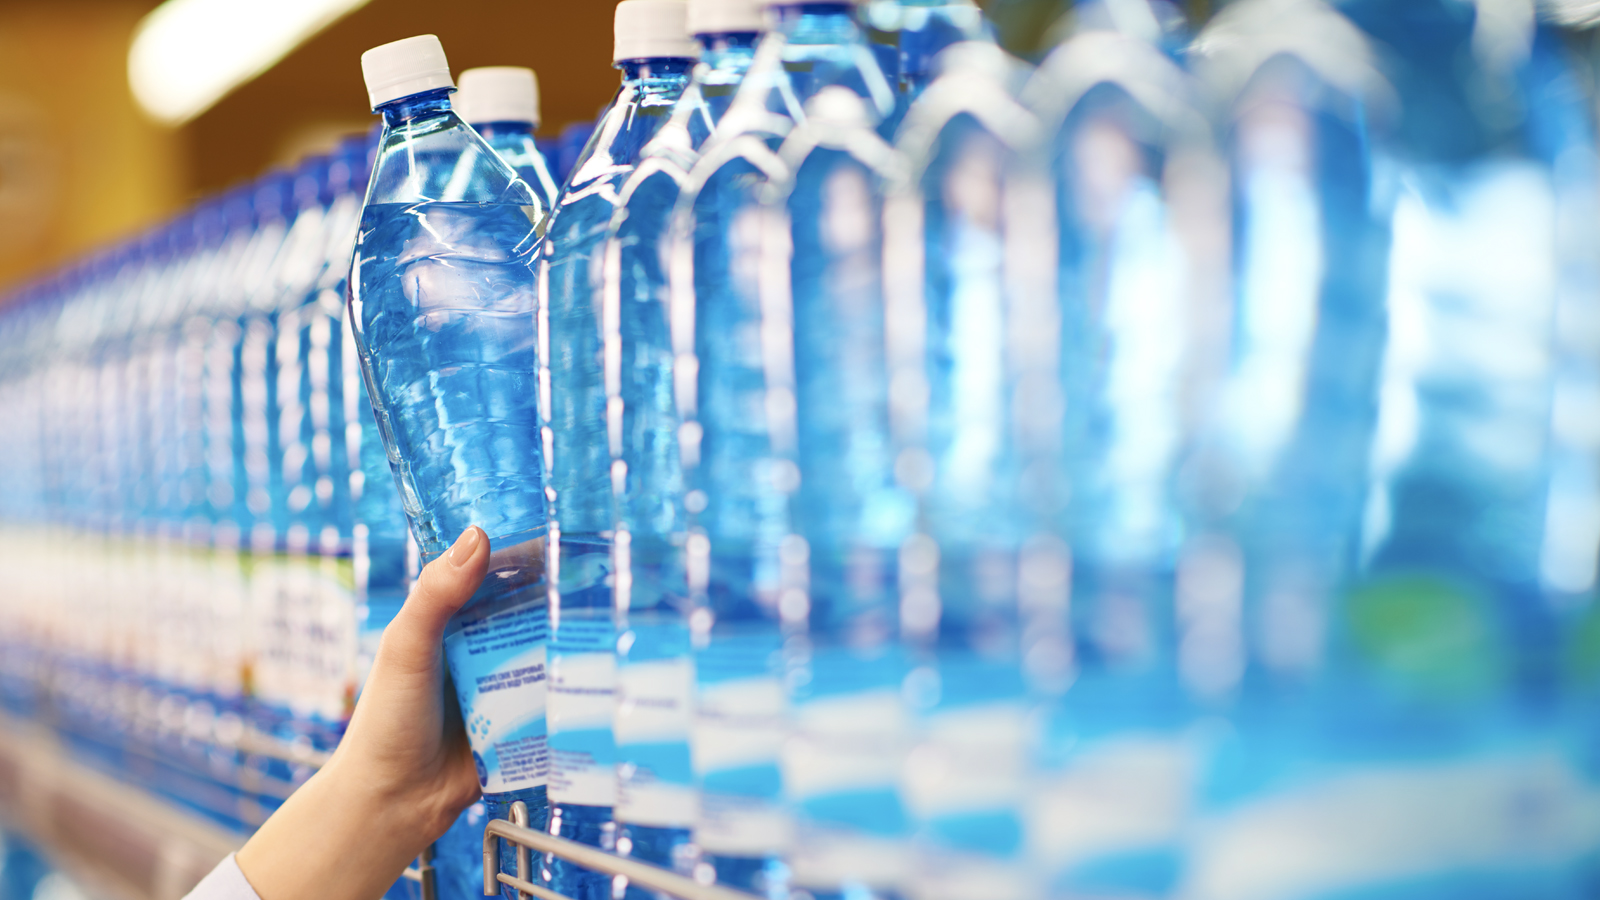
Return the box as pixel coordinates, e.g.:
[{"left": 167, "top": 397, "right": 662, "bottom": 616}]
[
  {"left": 614, "top": 0, "right": 699, "bottom": 63},
  {"left": 455, "top": 66, "right": 542, "bottom": 126},
  {"left": 362, "top": 35, "right": 455, "bottom": 110},
  {"left": 688, "top": 0, "right": 766, "bottom": 35},
  {"left": 757, "top": 0, "right": 864, "bottom": 7}
]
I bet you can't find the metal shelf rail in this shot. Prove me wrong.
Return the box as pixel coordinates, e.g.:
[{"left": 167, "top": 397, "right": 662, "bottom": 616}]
[
  {"left": 0, "top": 714, "right": 761, "bottom": 900},
  {"left": 482, "top": 802, "right": 761, "bottom": 900}
]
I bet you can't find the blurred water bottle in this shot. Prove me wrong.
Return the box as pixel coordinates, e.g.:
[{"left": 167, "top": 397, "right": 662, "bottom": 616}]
[
  {"left": 1018, "top": 21, "right": 1222, "bottom": 898},
  {"left": 229, "top": 173, "right": 299, "bottom": 810},
  {"left": 887, "top": 39, "right": 1044, "bottom": 900},
  {"left": 268, "top": 156, "right": 359, "bottom": 755},
  {"left": 1178, "top": 2, "right": 1600, "bottom": 897},
  {"left": 536, "top": 4, "right": 695, "bottom": 896},
  {"left": 455, "top": 66, "right": 562, "bottom": 212},
  {"left": 1175, "top": 2, "right": 1402, "bottom": 897},
  {"left": 755, "top": 82, "right": 920, "bottom": 900},
  {"left": 349, "top": 34, "right": 551, "bottom": 834},
  {"left": 597, "top": 0, "right": 770, "bottom": 890},
  {"left": 553, "top": 121, "right": 600, "bottom": 188},
  {"left": 667, "top": 1, "right": 897, "bottom": 895},
  {"left": 1184, "top": 0, "right": 1390, "bottom": 712}
]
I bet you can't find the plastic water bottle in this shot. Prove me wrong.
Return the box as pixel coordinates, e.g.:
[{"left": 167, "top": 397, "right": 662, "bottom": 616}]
[
  {"left": 224, "top": 173, "right": 300, "bottom": 812},
  {"left": 1178, "top": 2, "right": 1600, "bottom": 896},
  {"left": 281, "top": 141, "right": 372, "bottom": 753},
  {"left": 593, "top": 0, "right": 764, "bottom": 889},
  {"left": 266, "top": 157, "right": 344, "bottom": 755},
  {"left": 1018, "top": 22, "right": 1218, "bottom": 897},
  {"left": 1173, "top": 2, "right": 1397, "bottom": 896},
  {"left": 553, "top": 121, "right": 600, "bottom": 188},
  {"left": 197, "top": 194, "right": 255, "bottom": 822},
  {"left": 454, "top": 66, "right": 562, "bottom": 212},
  {"left": 887, "top": 39, "right": 1043, "bottom": 900},
  {"left": 760, "top": 83, "right": 922, "bottom": 900},
  {"left": 350, "top": 34, "right": 551, "bottom": 837},
  {"left": 536, "top": 4, "right": 695, "bottom": 895},
  {"left": 668, "top": 2, "right": 898, "bottom": 895}
]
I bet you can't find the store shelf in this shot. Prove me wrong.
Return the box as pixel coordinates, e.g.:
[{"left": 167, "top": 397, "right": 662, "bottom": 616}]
[
  {"left": 0, "top": 713, "right": 754, "bottom": 900},
  {"left": 483, "top": 802, "right": 760, "bottom": 900},
  {"left": 0, "top": 719, "right": 244, "bottom": 900}
]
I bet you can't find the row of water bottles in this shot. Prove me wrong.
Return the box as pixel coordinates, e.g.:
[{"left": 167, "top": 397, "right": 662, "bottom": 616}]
[
  {"left": 4, "top": 0, "right": 1600, "bottom": 899},
  {"left": 364, "top": 0, "right": 1600, "bottom": 896},
  {"left": 0, "top": 59, "right": 571, "bottom": 828},
  {"left": 0, "top": 129, "right": 385, "bottom": 823}
]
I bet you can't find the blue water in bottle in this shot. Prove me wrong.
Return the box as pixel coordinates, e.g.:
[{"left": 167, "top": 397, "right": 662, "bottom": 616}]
[
  {"left": 670, "top": 5, "right": 896, "bottom": 896},
  {"left": 1019, "top": 25, "right": 1211, "bottom": 898},
  {"left": 1172, "top": 4, "right": 1405, "bottom": 898},
  {"left": 223, "top": 174, "right": 302, "bottom": 818},
  {"left": 471, "top": 122, "right": 560, "bottom": 214},
  {"left": 608, "top": 32, "right": 776, "bottom": 897},
  {"left": 540, "top": 43, "right": 693, "bottom": 897},
  {"left": 347, "top": 60, "right": 552, "bottom": 857},
  {"left": 554, "top": 120, "right": 600, "bottom": 188},
  {"left": 764, "top": 83, "right": 920, "bottom": 900},
  {"left": 1172, "top": 3, "right": 1600, "bottom": 897},
  {"left": 600, "top": 22, "right": 762, "bottom": 893},
  {"left": 890, "top": 39, "right": 1041, "bottom": 900}
]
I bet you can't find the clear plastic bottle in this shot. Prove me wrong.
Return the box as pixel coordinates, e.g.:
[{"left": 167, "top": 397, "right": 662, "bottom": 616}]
[
  {"left": 455, "top": 66, "right": 562, "bottom": 213},
  {"left": 1018, "top": 21, "right": 1220, "bottom": 898},
  {"left": 667, "top": 2, "right": 896, "bottom": 896},
  {"left": 762, "top": 84, "right": 921, "bottom": 900},
  {"left": 888, "top": 39, "right": 1042, "bottom": 900},
  {"left": 225, "top": 173, "right": 300, "bottom": 815},
  {"left": 1175, "top": 1, "right": 1600, "bottom": 895},
  {"left": 536, "top": 4, "right": 695, "bottom": 896},
  {"left": 596, "top": 0, "right": 765, "bottom": 889},
  {"left": 348, "top": 34, "right": 551, "bottom": 840}
]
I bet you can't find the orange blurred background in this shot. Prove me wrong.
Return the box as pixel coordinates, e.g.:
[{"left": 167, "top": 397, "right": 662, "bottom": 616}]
[{"left": 0, "top": 0, "right": 621, "bottom": 292}]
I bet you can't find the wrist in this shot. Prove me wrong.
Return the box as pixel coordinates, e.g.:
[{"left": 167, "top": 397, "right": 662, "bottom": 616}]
[{"left": 237, "top": 758, "right": 430, "bottom": 900}]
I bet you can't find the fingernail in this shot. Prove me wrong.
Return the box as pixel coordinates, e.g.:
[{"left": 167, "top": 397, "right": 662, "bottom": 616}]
[{"left": 446, "top": 527, "right": 484, "bottom": 567}]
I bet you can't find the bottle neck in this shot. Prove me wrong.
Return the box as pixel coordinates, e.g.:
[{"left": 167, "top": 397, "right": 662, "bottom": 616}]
[
  {"left": 696, "top": 31, "right": 761, "bottom": 68},
  {"left": 770, "top": 3, "right": 861, "bottom": 44},
  {"left": 377, "top": 89, "right": 454, "bottom": 128},
  {"left": 898, "top": 4, "right": 985, "bottom": 88},
  {"left": 472, "top": 121, "right": 536, "bottom": 141},
  {"left": 617, "top": 57, "right": 696, "bottom": 86}
]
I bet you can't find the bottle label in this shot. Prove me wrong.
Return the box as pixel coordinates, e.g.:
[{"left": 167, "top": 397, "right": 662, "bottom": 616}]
[
  {"left": 1027, "top": 735, "right": 1193, "bottom": 893},
  {"left": 693, "top": 631, "right": 790, "bottom": 856},
  {"left": 901, "top": 699, "right": 1032, "bottom": 900},
  {"left": 309, "top": 554, "right": 357, "bottom": 727},
  {"left": 615, "top": 633, "right": 695, "bottom": 827},
  {"left": 548, "top": 613, "right": 617, "bottom": 806},
  {"left": 1180, "top": 751, "right": 1596, "bottom": 900},
  {"left": 784, "top": 684, "right": 914, "bottom": 892},
  {"left": 443, "top": 588, "right": 549, "bottom": 795}
]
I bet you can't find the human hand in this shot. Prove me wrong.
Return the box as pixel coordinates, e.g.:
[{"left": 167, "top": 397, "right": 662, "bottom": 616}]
[{"left": 236, "top": 527, "right": 489, "bottom": 900}]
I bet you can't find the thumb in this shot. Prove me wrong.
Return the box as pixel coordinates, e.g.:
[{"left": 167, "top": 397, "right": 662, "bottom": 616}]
[{"left": 379, "top": 527, "right": 489, "bottom": 676}]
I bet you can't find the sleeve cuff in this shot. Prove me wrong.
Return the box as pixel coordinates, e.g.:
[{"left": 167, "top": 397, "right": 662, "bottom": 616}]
[{"left": 183, "top": 853, "right": 262, "bottom": 900}]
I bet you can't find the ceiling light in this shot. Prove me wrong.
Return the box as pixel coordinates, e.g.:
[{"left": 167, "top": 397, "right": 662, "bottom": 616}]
[{"left": 129, "top": 0, "right": 371, "bottom": 126}]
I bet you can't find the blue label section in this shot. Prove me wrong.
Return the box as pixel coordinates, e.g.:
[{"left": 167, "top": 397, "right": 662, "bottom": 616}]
[
  {"left": 549, "top": 610, "right": 617, "bottom": 806},
  {"left": 696, "top": 627, "right": 782, "bottom": 684},
  {"left": 552, "top": 614, "right": 615, "bottom": 654},
  {"left": 443, "top": 585, "right": 549, "bottom": 795},
  {"left": 701, "top": 762, "right": 782, "bottom": 797},
  {"left": 799, "top": 787, "right": 911, "bottom": 838},
  {"left": 616, "top": 617, "right": 695, "bottom": 826}
]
